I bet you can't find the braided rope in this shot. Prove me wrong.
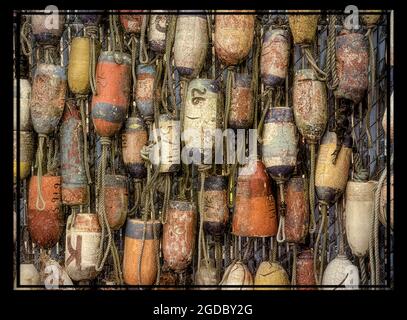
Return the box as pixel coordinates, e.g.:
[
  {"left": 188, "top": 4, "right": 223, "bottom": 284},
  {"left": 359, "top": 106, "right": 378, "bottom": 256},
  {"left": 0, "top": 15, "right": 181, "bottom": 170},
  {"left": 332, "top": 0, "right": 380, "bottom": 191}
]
[
  {"left": 365, "top": 27, "right": 376, "bottom": 149},
  {"left": 309, "top": 143, "right": 317, "bottom": 234},
  {"left": 35, "top": 135, "right": 47, "bottom": 211},
  {"left": 313, "top": 202, "right": 328, "bottom": 284},
  {"left": 276, "top": 182, "right": 287, "bottom": 243},
  {"left": 291, "top": 244, "right": 297, "bottom": 286},
  {"left": 78, "top": 98, "right": 92, "bottom": 184},
  {"left": 325, "top": 15, "right": 339, "bottom": 90}
]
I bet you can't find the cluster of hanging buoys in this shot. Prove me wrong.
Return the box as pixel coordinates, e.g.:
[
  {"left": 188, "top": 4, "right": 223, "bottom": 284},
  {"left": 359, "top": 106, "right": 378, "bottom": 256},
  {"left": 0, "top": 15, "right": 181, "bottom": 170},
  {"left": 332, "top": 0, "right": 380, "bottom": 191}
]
[{"left": 14, "top": 10, "right": 390, "bottom": 290}]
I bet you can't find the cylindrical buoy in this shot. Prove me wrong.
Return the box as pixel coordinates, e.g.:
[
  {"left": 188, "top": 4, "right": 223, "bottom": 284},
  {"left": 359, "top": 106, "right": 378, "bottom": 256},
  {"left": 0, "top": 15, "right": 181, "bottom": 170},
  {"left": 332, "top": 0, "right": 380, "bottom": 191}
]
[
  {"left": 315, "top": 132, "right": 352, "bottom": 204},
  {"left": 262, "top": 107, "right": 298, "bottom": 181},
  {"left": 65, "top": 213, "right": 101, "bottom": 281},
  {"left": 27, "top": 175, "right": 63, "bottom": 248},
  {"left": 228, "top": 74, "right": 253, "bottom": 129},
  {"left": 195, "top": 261, "right": 218, "bottom": 287},
  {"left": 122, "top": 115, "right": 148, "bottom": 178},
  {"left": 119, "top": 11, "right": 144, "bottom": 34},
  {"left": 173, "top": 13, "right": 208, "bottom": 79},
  {"left": 183, "top": 78, "right": 222, "bottom": 164},
  {"left": 151, "top": 114, "right": 181, "bottom": 173},
  {"left": 254, "top": 261, "right": 290, "bottom": 290},
  {"left": 60, "top": 104, "right": 88, "bottom": 205},
  {"left": 198, "top": 175, "right": 228, "bottom": 237},
  {"left": 19, "top": 264, "right": 40, "bottom": 286},
  {"left": 13, "top": 78, "right": 32, "bottom": 131},
  {"left": 123, "top": 219, "right": 161, "bottom": 285},
  {"left": 334, "top": 29, "right": 369, "bottom": 104},
  {"left": 68, "top": 37, "right": 91, "bottom": 95},
  {"left": 345, "top": 180, "right": 377, "bottom": 257},
  {"left": 379, "top": 172, "right": 394, "bottom": 229},
  {"left": 214, "top": 12, "right": 255, "bottom": 66},
  {"left": 30, "top": 64, "right": 67, "bottom": 135},
  {"left": 322, "top": 254, "right": 360, "bottom": 290},
  {"left": 13, "top": 131, "right": 34, "bottom": 181},
  {"left": 104, "top": 174, "right": 128, "bottom": 230},
  {"left": 285, "top": 176, "right": 310, "bottom": 243},
  {"left": 296, "top": 249, "right": 316, "bottom": 289},
  {"left": 220, "top": 261, "right": 253, "bottom": 290},
  {"left": 31, "top": 14, "right": 65, "bottom": 45},
  {"left": 135, "top": 64, "right": 156, "bottom": 120},
  {"left": 293, "top": 69, "right": 328, "bottom": 143},
  {"left": 288, "top": 11, "right": 320, "bottom": 45},
  {"left": 232, "top": 160, "right": 278, "bottom": 237},
  {"left": 261, "top": 28, "right": 291, "bottom": 87},
  {"left": 148, "top": 13, "right": 168, "bottom": 54},
  {"left": 91, "top": 51, "right": 131, "bottom": 137},
  {"left": 162, "top": 200, "right": 196, "bottom": 272}
]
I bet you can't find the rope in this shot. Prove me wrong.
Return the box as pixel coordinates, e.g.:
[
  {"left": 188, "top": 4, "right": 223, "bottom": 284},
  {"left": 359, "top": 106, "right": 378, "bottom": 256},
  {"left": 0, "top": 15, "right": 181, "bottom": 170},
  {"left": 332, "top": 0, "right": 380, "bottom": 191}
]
[
  {"left": 359, "top": 256, "right": 367, "bottom": 286},
  {"left": 337, "top": 198, "right": 346, "bottom": 255},
  {"left": 20, "top": 20, "right": 32, "bottom": 58},
  {"left": 276, "top": 182, "right": 287, "bottom": 243},
  {"left": 130, "top": 35, "right": 138, "bottom": 100},
  {"left": 309, "top": 143, "right": 317, "bottom": 233},
  {"left": 224, "top": 68, "right": 235, "bottom": 132},
  {"left": 35, "top": 135, "right": 47, "bottom": 211},
  {"left": 85, "top": 26, "right": 99, "bottom": 96},
  {"left": 353, "top": 151, "right": 369, "bottom": 182},
  {"left": 302, "top": 45, "right": 327, "bottom": 81},
  {"left": 325, "top": 15, "right": 339, "bottom": 90},
  {"left": 139, "top": 15, "right": 149, "bottom": 64},
  {"left": 109, "top": 15, "right": 123, "bottom": 65},
  {"left": 78, "top": 98, "right": 92, "bottom": 184},
  {"left": 215, "top": 237, "right": 222, "bottom": 282},
  {"left": 257, "top": 88, "right": 274, "bottom": 144},
  {"left": 365, "top": 27, "right": 376, "bottom": 149},
  {"left": 271, "top": 237, "right": 278, "bottom": 262},
  {"left": 291, "top": 244, "right": 297, "bottom": 286},
  {"left": 313, "top": 202, "right": 328, "bottom": 284}
]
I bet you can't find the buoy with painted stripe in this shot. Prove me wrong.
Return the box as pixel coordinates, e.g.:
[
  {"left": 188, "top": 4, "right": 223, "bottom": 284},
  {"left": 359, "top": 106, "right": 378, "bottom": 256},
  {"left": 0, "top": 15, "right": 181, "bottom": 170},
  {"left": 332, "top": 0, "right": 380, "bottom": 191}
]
[
  {"left": 135, "top": 64, "right": 156, "bottom": 120},
  {"left": 148, "top": 13, "right": 168, "bottom": 54}
]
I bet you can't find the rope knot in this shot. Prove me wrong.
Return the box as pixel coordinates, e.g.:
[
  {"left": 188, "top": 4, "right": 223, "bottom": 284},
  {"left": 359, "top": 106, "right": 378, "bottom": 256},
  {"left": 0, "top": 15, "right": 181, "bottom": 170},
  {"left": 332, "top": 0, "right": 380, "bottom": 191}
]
[{"left": 100, "top": 136, "right": 111, "bottom": 146}]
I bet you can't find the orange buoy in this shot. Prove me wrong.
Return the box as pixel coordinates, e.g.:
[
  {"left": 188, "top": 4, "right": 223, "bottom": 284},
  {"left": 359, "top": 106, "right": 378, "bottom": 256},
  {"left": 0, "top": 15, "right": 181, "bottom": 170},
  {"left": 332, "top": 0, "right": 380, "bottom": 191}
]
[
  {"left": 60, "top": 104, "right": 88, "bottom": 205},
  {"left": 91, "top": 51, "right": 131, "bottom": 137},
  {"left": 148, "top": 13, "right": 168, "bottom": 54},
  {"left": 214, "top": 12, "right": 255, "bottom": 66},
  {"left": 285, "top": 176, "right": 310, "bottom": 243},
  {"left": 135, "top": 64, "right": 156, "bottom": 120},
  {"left": 232, "top": 159, "right": 278, "bottom": 237},
  {"left": 173, "top": 13, "right": 208, "bottom": 79},
  {"left": 122, "top": 115, "right": 148, "bottom": 178},
  {"left": 30, "top": 64, "right": 67, "bottom": 135},
  {"left": 296, "top": 249, "right": 316, "bottom": 289},
  {"left": 27, "top": 175, "right": 63, "bottom": 248},
  {"left": 162, "top": 200, "right": 197, "bottom": 272},
  {"left": 31, "top": 14, "right": 65, "bottom": 45},
  {"left": 65, "top": 213, "right": 101, "bottom": 281},
  {"left": 104, "top": 175, "right": 128, "bottom": 230},
  {"left": 334, "top": 29, "right": 369, "bottom": 104},
  {"left": 119, "top": 11, "right": 145, "bottom": 34},
  {"left": 261, "top": 28, "right": 291, "bottom": 87},
  {"left": 123, "top": 219, "right": 161, "bottom": 285},
  {"left": 228, "top": 74, "right": 253, "bottom": 129},
  {"left": 288, "top": 11, "right": 320, "bottom": 46},
  {"left": 315, "top": 132, "right": 352, "bottom": 204}
]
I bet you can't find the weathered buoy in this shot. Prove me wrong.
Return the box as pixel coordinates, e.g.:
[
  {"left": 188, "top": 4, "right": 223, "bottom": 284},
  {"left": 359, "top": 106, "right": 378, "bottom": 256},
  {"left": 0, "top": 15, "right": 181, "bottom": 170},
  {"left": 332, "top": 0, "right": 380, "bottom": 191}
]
[
  {"left": 288, "top": 11, "right": 320, "bottom": 45},
  {"left": 322, "top": 254, "right": 360, "bottom": 290},
  {"left": 151, "top": 114, "right": 181, "bottom": 173},
  {"left": 228, "top": 74, "right": 253, "bottom": 129},
  {"left": 315, "top": 132, "right": 352, "bottom": 204},
  {"left": 214, "top": 12, "right": 255, "bottom": 66},
  {"left": 254, "top": 261, "right": 290, "bottom": 290},
  {"left": 173, "top": 13, "right": 208, "bottom": 79},
  {"left": 28, "top": 175, "right": 63, "bottom": 248},
  {"left": 296, "top": 249, "right": 316, "bottom": 289},
  {"left": 65, "top": 213, "right": 101, "bottom": 281},
  {"left": 345, "top": 180, "right": 377, "bottom": 257},
  {"left": 31, "top": 14, "right": 65, "bottom": 45},
  {"left": 119, "top": 11, "right": 144, "bottom": 34},
  {"left": 60, "top": 104, "right": 88, "bottom": 205},
  {"left": 135, "top": 64, "right": 156, "bottom": 120},
  {"left": 293, "top": 69, "right": 328, "bottom": 143},
  {"left": 30, "top": 64, "right": 67, "bottom": 135},
  {"left": 123, "top": 219, "right": 161, "bottom": 285},
  {"left": 199, "top": 175, "right": 228, "bottom": 237},
  {"left": 334, "top": 29, "right": 369, "bottom": 104},
  {"left": 195, "top": 260, "right": 218, "bottom": 287},
  {"left": 122, "top": 115, "right": 148, "bottom": 178},
  {"left": 183, "top": 78, "right": 222, "bottom": 164},
  {"left": 13, "top": 131, "right": 34, "bottom": 181},
  {"left": 157, "top": 269, "right": 178, "bottom": 289},
  {"left": 148, "top": 13, "right": 168, "bottom": 54},
  {"left": 262, "top": 106, "right": 298, "bottom": 181},
  {"left": 68, "top": 37, "right": 91, "bottom": 95},
  {"left": 261, "top": 28, "right": 291, "bottom": 87},
  {"left": 162, "top": 200, "right": 196, "bottom": 272},
  {"left": 19, "top": 263, "right": 41, "bottom": 286},
  {"left": 13, "top": 78, "right": 32, "bottom": 131},
  {"left": 360, "top": 11, "right": 381, "bottom": 27},
  {"left": 232, "top": 160, "right": 278, "bottom": 237},
  {"left": 91, "top": 51, "right": 131, "bottom": 137},
  {"left": 285, "top": 176, "right": 310, "bottom": 243},
  {"left": 379, "top": 172, "right": 394, "bottom": 229},
  {"left": 220, "top": 261, "right": 253, "bottom": 290},
  {"left": 104, "top": 174, "right": 128, "bottom": 230}
]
